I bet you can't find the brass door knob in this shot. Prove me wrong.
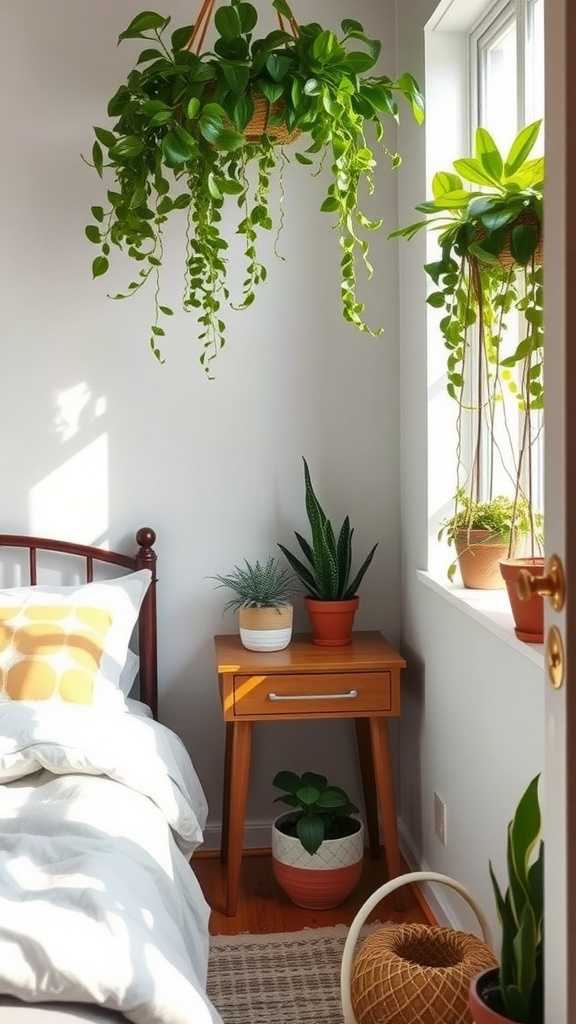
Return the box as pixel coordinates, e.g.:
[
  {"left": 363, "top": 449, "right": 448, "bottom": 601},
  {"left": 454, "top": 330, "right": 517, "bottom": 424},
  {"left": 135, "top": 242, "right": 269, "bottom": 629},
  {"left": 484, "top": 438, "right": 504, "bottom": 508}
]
[{"left": 517, "top": 554, "right": 566, "bottom": 612}]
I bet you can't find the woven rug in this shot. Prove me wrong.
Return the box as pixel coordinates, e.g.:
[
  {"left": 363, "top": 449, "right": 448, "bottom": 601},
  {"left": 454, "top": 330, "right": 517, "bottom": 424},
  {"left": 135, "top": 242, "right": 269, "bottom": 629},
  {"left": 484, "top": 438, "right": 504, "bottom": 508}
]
[{"left": 207, "top": 923, "right": 384, "bottom": 1024}]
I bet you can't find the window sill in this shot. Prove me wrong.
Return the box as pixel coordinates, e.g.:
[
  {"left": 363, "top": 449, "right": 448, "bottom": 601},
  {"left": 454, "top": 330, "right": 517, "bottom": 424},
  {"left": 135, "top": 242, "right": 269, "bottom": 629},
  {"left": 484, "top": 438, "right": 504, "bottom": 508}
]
[{"left": 416, "top": 571, "right": 545, "bottom": 669}]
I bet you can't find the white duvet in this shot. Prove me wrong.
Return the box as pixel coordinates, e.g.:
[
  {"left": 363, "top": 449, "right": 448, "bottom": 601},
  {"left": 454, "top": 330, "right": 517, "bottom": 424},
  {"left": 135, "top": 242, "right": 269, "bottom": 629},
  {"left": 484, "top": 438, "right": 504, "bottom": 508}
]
[{"left": 0, "top": 701, "right": 222, "bottom": 1024}]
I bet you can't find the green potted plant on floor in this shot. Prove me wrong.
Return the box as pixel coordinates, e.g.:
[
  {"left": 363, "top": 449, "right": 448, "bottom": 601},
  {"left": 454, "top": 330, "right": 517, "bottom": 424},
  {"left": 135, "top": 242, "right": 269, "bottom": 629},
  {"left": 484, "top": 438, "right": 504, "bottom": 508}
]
[
  {"left": 272, "top": 770, "right": 364, "bottom": 909},
  {"left": 85, "top": 1, "right": 424, "bottom": 374},
  {"left": 278, "top": 459, "right": 378, "bottom": 646},
  {"left": 470, "top": 776, "right": 543, "bottom": 1024},
  {"left": 439, "top": 492, "right": 537, "bottom": 590},
  {"left": 211, "top": 556, "right": 295, "bottom": 650}
]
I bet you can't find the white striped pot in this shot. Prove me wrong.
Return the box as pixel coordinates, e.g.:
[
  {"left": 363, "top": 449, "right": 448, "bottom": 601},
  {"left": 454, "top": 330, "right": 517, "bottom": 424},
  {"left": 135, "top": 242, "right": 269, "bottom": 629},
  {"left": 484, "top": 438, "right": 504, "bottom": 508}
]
[
  {"left": 272, "top": 813, "right": 364, "bottom": 909},
  {"left": 238, "top": 605, "right": 293, "bottom": 652}
]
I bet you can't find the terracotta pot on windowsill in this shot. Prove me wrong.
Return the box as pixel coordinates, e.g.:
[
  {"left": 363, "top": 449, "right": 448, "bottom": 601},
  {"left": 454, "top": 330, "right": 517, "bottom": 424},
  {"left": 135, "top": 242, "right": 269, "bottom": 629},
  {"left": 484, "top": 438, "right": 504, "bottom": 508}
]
[
  {"left": 305, "top": 596, "right": 359, "bottom": 646},
  {"left": 500, "top": 557, "right": 545, "bottom": 644},
  {"left": 455, "top": 530, "right": 509, "bottom": 589},
  {"left": 469, "top": 969, "right": 515, "bottom": 1023}
]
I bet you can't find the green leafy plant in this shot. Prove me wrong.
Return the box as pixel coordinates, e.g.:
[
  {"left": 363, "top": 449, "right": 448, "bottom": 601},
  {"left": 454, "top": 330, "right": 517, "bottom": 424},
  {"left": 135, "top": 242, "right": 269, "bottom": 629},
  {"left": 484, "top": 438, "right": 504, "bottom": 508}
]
[
  {"left": 393, "top": 122, "right": 544, "bottom": 562},
  {"left": 211, "top": 556, "right": 295, "bottom": 610},
  {"left": 439, "top": 491, "right": 543, "bottom": 582},
  {"left": 278, "top": 458, "right": 378, "bottom": 600},
  {"left": 486, "top": 776, "right": 543, "bottom": 1024},
  {"left": 273, "top": 769, "right": 359, "bottom": 855},
  {"left": 85, "top": 1, "right": 424, "bottom": 374}
]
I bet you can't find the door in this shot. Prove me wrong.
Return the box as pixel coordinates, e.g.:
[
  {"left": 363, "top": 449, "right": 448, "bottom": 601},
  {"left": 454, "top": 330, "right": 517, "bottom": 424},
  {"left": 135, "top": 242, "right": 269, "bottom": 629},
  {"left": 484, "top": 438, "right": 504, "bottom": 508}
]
[{"left": 544, "top": 0, "right": 575, "bottom": 1019}]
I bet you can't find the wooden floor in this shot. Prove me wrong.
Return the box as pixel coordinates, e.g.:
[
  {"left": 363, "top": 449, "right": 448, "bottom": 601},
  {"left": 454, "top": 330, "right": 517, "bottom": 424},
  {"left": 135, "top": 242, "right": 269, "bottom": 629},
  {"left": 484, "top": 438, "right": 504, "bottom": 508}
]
[{"left": 193, "top": 852, "right": 431, "bottom": 936}]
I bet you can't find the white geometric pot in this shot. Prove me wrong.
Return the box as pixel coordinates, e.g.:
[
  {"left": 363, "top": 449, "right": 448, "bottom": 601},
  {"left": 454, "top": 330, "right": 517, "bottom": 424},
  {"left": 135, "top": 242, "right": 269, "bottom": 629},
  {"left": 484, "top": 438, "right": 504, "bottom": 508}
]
[
  {"left": 238, "top": 605, "right": 293, "bottom": 652},
  {"left": 272, "top": 813, "right": 364, "bottom": 909}
]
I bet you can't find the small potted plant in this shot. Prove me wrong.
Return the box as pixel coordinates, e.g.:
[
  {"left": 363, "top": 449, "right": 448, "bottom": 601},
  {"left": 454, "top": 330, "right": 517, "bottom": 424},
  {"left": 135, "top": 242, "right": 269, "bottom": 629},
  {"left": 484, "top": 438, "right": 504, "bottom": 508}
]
[
  {"left": 278, "top": 459, "right": 378, "bottom": 646},
  {"left": 439, "top": 492, "right": 534, "bottom": 590},
  {"left": 272, "top": 770, "right": 364, "bottom": 909},
  {"left": 211, "top": 557, "right": 295, "bottom": 651},
  {"left": 470, "top": 776, "right": 543, "bottom": 1024}
]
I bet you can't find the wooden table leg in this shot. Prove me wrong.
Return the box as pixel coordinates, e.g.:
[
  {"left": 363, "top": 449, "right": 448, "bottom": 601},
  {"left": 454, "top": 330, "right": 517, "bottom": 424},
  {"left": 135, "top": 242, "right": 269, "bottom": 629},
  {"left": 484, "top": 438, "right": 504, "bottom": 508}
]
[
  {"left": 369, "top": 717, "right": 402, "bottom": 881},
  {"left": 355, "top": 719, "right": 381, "bottom": 859},
  {"left": 225, "top": 721, "right": 252, "bottom": 917},
  {"left": 220, "top": 722, "right": 233, "bottom": 865}
]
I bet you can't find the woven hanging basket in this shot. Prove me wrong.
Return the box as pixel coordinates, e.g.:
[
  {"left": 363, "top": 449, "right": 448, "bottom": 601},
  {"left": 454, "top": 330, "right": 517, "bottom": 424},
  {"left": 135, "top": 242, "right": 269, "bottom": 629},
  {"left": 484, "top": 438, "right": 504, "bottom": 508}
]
[
  {"left": 351, "top": 924, "right": 497, "bottom": 1024},
  {"left": 475, "top": 212, "right": 543, "bottom": 271},
  {"left": 187, "top": 0, "right": 301, "bottom": 146}
]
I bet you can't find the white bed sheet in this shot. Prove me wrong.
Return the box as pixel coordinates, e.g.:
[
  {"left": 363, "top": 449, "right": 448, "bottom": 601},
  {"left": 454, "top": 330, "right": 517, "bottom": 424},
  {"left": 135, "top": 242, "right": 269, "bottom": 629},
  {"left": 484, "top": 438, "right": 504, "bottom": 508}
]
[{"left": 0, "top": 702, "right": 220, "bottom": 1024}]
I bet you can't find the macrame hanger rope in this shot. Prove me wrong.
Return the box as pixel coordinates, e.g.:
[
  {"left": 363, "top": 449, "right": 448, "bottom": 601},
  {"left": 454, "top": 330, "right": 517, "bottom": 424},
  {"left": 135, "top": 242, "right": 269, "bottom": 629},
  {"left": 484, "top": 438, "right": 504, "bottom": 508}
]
[{"left": 186, "top": 1, "right": 299, "bottom": 53}]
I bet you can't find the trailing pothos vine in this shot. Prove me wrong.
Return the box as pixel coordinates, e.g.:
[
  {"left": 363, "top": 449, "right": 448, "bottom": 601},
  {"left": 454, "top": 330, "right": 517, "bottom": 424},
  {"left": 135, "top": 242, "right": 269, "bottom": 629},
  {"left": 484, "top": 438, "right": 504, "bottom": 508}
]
[
  {"left": 394, "top": 121, "right": 544, "bottom": 575},
  {"left": 85, "top": 0, "right": 424, "bottom": 375}
]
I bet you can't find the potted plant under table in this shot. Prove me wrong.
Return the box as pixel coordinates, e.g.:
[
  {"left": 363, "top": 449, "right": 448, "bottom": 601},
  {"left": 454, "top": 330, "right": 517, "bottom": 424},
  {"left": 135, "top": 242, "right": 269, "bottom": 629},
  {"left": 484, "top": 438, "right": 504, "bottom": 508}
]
[
  {"left": 278, "top": 459, "right": 378, "bottom": 646},
  {"left": 211, "top": 557, "right": 295, "bottom": 651},
  {"left": 272, "top": 770, "right": 364, "bottom": 909},
  {"left": 469, "top": 776, "right": 543, "bottom": 1024}
]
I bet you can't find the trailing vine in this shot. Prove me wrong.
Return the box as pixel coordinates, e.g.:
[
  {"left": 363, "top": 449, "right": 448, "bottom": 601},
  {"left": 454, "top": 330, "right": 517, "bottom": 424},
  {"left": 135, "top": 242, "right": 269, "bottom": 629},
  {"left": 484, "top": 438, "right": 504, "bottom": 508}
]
[{"left": 85, "top": 1, "right": 424, "bottom": 374}]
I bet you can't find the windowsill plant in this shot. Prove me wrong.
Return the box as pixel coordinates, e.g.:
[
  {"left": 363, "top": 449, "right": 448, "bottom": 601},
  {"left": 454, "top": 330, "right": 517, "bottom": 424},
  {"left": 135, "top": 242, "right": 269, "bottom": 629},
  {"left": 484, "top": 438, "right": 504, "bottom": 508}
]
[
  {"left": 394, "top": 122, "right": 544, "bottom": 639},
  {"left": 469, "top": 776, "right": 543, "bottom": 1024},
  {"left": 211, "top": 556, "right": 295, "bottom": 650},
  {"left": 439, "top": 492, "right": 541, "bottom": 591},
  {"left": 85, "top": 1, "right": 423, "bottom": 375},
  {"left": 278, "top": 459, "right": 378, "bottom": 646},
  {"left": 271, "top": 770, "right": 363, "bottom": 909}
]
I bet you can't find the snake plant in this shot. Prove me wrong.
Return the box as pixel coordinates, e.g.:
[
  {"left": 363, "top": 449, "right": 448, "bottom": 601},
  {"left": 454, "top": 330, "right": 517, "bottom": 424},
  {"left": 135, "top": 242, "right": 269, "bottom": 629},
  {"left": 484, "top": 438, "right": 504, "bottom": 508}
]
[
  {"left": 278, "top": 459, "right": 378, "bottom": 600},
  {"left": 488, "top": 776, "right": 543, "bottom": 1023}
]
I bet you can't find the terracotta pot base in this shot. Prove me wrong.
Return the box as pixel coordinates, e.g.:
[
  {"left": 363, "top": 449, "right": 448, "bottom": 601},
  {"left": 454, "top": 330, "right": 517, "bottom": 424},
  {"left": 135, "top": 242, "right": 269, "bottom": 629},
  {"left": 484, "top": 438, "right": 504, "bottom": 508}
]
[
  {"left": 470, "top": 968, "right": 513, "bottom": 1023},
  {"left": 500, "top": 558, "right": 545, "bottom": 644},
  {"left": 306, "top": 597, "right": 359, "bottom": 647},
  {"left": 273, "top": 860, "right": 363, "bottom": 910}
]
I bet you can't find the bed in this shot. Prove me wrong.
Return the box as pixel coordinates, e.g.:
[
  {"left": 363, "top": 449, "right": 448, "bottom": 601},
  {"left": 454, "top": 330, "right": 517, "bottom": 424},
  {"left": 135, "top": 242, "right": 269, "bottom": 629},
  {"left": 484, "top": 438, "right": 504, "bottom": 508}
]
[{"left": 0, "top": 530, "right": 221, "bottom": 1024}]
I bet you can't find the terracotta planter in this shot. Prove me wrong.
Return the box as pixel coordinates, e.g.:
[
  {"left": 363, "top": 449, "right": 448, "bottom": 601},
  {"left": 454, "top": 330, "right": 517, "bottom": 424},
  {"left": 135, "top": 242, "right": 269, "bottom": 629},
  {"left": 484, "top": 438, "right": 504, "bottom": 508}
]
[
  {"left": 455, "top": 530, "right": 509, "bottom": 590},
  {"left": 272, "top": 813, "right": 364, "bottom": 909},
  {"left": 238, "top": 605, "right": 293, "bottom": 652},
  {"left": 500, "top": 558, "right": 545, "bottom": 643},
  {"left": 470, "top": 969, "right": 513, "bottom": 1023},
  {"left": 305, "top": 597, "right": 359, "bottom": 647}
]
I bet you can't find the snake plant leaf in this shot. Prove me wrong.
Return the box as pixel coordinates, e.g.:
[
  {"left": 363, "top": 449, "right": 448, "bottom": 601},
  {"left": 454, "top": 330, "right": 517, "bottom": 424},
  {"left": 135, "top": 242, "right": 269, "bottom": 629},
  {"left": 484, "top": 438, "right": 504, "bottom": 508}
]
[
  {"left": 512, "top": 903, "right": 538, "bottom": 1011},
  {"left": 277, "top": 543, "right": 321, "bottom": 597},
  {"left": 344, "top": 543, "right": 378, "bottom": 599},
  {"left": 336, "top": 516, "right": 352, "bottom": 597},
  {"left": 294, "top": 532, "right": 315, "bottom": 567},
  {"left": 504, "top": 120, "right": 542, "bottom": 177},
  {"left": 296, "top": 814, "right": 325, "bottom": 856},
  {"left": 510, "top": 775, "right": 541, "bottom": 894},
  {"left": 502, "top": 984, "right": 531, "bottom": 1023},
  {"left": 527, "top": 842, "right": 544, "bottom": 926}
]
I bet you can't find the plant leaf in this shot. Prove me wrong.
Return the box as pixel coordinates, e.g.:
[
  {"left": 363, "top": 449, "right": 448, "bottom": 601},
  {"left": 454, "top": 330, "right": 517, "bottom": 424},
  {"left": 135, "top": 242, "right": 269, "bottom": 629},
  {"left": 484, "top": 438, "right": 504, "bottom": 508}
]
[
  {"left": 505, "top": 120, "right": 542, "bottom": 177},
  {"left": 300, "top": 772, "right": 327, "bottom": 790},
  {"left": 344, "top": 543, "right": 378, "bottom": 599},
  {"left": 118, "top": 11, "right": 168, "bottom": 43},
  {"left": 296, "top": 814, "right": 325, "bottom": 855},
  {"left": 273, "top": 770, "right": 300, "bottom": 793},
  {"left": 475, "top": 127, "right": 503, "bottom": 181}
]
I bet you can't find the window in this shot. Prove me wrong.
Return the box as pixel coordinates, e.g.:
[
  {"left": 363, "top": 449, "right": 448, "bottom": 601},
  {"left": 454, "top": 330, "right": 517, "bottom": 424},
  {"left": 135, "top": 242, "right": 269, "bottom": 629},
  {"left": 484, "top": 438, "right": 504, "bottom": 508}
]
[{"left": 470, "top": 0, "right": 545, "bottom": 512}]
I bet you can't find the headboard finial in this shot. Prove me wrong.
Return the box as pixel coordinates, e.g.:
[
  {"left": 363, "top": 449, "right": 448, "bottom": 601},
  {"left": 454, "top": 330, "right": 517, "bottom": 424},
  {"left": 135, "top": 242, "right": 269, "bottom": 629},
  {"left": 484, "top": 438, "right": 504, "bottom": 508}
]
[{"left": 136, "top": 527, "right": 156, "bottom": 549}]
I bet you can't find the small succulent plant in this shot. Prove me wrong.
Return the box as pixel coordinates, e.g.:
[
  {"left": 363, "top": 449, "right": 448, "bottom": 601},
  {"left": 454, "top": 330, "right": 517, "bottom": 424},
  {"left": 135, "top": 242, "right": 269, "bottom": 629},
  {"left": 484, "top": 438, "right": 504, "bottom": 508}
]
[{"left": 211, "top": 557, "right": 296, "bottom": 612}]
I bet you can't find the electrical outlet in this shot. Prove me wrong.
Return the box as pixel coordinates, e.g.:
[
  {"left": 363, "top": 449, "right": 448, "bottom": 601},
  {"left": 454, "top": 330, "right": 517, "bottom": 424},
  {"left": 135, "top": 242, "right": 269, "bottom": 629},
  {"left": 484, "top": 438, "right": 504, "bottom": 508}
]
[{"left": 434, "top": 792, "right": 447, "bottom": 846}]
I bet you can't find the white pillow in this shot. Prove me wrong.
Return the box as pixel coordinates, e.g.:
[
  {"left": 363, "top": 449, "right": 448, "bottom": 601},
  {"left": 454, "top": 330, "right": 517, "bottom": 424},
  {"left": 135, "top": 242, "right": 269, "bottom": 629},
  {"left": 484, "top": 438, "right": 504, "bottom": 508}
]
[
  {"left": 0, "top": 570, "right": 151, "bottom": 712},
  {"left": 120, "top": 649, "right": 140, "bottom": 697}
]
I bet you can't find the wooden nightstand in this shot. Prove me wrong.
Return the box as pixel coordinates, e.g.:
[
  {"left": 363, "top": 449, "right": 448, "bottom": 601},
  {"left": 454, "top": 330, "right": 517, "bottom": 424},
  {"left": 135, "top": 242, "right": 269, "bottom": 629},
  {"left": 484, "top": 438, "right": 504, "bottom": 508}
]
[{"left": 214, "top": 631, "right": 406, "bottom": 916}]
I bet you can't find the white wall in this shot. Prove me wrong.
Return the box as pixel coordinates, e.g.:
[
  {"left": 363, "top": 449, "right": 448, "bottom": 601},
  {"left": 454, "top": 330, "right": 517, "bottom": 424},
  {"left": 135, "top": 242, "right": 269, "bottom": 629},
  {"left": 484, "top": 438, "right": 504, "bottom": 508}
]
[
  {"left": 396, "top": 0, "right": 545, "bottom": 936},
  {"left": 1, "top": 0, "right": 401, "bottom": 840}
]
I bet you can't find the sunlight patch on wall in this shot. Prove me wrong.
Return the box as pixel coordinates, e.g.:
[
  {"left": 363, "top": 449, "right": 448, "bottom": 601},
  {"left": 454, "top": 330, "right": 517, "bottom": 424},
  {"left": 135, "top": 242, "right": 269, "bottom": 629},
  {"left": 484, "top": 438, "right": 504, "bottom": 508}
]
[{"left": 29, "top": 434, "right": 109, "bottom": 546}]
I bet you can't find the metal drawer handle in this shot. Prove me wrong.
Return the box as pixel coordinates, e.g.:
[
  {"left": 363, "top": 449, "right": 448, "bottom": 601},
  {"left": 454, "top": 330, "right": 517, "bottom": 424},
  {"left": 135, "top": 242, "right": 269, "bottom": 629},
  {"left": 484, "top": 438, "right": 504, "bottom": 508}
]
[{"left": 268, "top": 689, "right": 359, "bottom": 702}]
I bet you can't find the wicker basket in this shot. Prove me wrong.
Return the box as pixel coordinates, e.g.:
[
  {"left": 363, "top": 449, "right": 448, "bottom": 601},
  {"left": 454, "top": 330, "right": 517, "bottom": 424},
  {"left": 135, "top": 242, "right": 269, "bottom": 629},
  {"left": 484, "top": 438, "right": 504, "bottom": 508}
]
[
  {"left": 243, "top": 92, "right": 300, "bottom": 146},
  {"left": 341, "top": 872, "right": 498, "bottom": 1024},
  {"left": 351, "top": 924, "right": 497, "bottom": 1024}
]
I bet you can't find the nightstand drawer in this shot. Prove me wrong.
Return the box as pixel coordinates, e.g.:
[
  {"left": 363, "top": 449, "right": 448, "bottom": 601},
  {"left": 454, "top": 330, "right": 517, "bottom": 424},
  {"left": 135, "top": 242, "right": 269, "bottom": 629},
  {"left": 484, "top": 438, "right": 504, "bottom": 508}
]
[{"left": 232, "top": 671, "right": 392, "bottom": 717}]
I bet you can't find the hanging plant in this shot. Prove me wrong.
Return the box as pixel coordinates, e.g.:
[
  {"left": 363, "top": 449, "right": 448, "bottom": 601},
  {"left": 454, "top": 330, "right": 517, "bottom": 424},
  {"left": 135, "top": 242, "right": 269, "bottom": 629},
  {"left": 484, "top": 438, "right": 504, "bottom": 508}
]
[
  {"left": 84, "top": 0, "right": 424, "bottom": 375},
  {"left": 393, "top": 122, "right": 544, "bottom": 580}
]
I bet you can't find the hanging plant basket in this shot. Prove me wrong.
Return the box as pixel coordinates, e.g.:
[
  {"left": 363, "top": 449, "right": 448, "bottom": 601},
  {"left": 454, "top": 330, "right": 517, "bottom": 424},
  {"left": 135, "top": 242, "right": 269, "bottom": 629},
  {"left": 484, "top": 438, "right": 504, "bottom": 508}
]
[{"left": 84, "top": 0, "right": 424, "bottom": 375}]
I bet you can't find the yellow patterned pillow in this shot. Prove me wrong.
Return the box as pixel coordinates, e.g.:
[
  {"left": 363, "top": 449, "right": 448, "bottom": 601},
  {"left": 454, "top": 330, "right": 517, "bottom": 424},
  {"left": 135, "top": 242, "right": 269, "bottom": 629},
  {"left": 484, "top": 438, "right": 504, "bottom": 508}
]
[{"left": 0, "top": 571, "right": 151, "bottom": 710}]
